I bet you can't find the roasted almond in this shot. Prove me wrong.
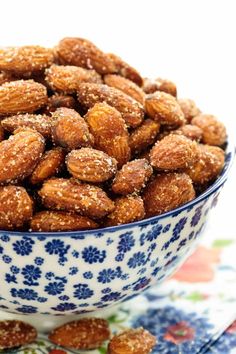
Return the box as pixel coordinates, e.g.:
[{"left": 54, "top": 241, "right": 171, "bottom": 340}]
[
  {"left": 29, "top": 147, "right": 65, "bottom": 185},
  {"left": 129, "top": 119, "right": 160, "bottom": 155},
  {"left": 112, "top": 159, "right": 153, "bottom": 195},
  {"left": 143, "top": 172, "right": 195, "bottom": 217},
  {"left": 0, "top": 71, "right": 15, "bottom": 85},
  {"left": 143, "top": 77, "right": 177, "bottom": 97},
  {"left": 150, "top": 134, "right": 198, "bottom": 170},
  {"left": 49, "top": 318, "right": 110, "bottom": 350},
  {"left": 0, "top": 186, "right": 33, "bottom": 230},
  {"left": 0, "top": 45, "right": 54, "bottom": 73},
  {"left": 108, "top": 328, "right": 156, "bottom": 354},
  {"left": 191, "top": 114, "right": 227, "bottom": 146},
  {"left": 105, "top": 195, "right": 145, "bottom": 226},
  {"left": 1, "top": 113, "right": 53, "bottom": 139},
  {"left": 51, "top": 107, "right": 94, "bottom": 150},
  {"left": 46, "top": 94, "right": 77, "bottom": 113},
  {"left": 178, "top": 98, "right": 201, "bottom": 123},
  {"left": 57, "top": 37, "right": 116, "bottom": 74},
  {"left": 45, "top": 64, "right": 102, "bottom": 93},
  {"left": 67, "top": 148, "right": 117, "bottom": 183},
  {"left": 0, "top": 320, "right": 37, "bottom": 350},
  {"left": 145, "top": 91, "right": 185, "bottom": 126},
  {"left": 173, "top": 124, "right": 203, "bottom": 141},
  {"left": 0, "top": 129, "right": 45, "bottom": 184},
  {"left": 107, "top": 53, "right": 143, "bottom": 86},
  {"left": 85, "top": 102, "right": 131, "bottom": 167},
  {"left": 30, "top": 211, "right": 98, "bottom": 232},
  {"left": 39, "top": 178, "right": 114, "bottom": 219},
  {"left": 104, "top": 74, "right": 145, "bottom": 104},
  {"left": 78, "top": 83, "right": 144, "bottom": 128},
  {"left": 0, "top": 80, "right": 48, "bottom": 115}
]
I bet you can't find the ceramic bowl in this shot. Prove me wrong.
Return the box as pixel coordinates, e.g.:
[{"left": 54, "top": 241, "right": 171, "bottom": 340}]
[{"left": 0, "top": 139, "right": 234, "bottom": 326}]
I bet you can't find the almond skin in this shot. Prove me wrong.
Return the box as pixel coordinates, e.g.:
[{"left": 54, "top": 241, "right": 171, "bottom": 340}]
[
  {"left": 143, "top": 172, "right": 195, "bottom": 217},
  {"left": 108, "top": 328, "right": 156, "bottom": 354},
  {"left": 29, "top": 147, "right": 66, "bottom": 185},
  {"left": 178, "top": 98, "right": 201, "bottom": 123},
  {"left": 46, "top": 94, "right": 77, "bottom": 113},
  {"left": 104, "top": 74, "right": 145, "bottom": 104},
  {"left": 49, "top": 318, "right": 110, "bottom": 350},
  {"left": 1, "top": 113, "right": 53, "bottom": 139},
  {"left": 39, "top": 178, "right": 114, "bottom": 219},
  {"left": 85, "top": 102, "right": 131, "bottom": 167},
  {"left": 51, "top": 107, "right": 94, "bottom": 150},
  {"left": 0, "top": 129, "right": 45, "bottom": 184},
  {"left": 78, "top": 83, "right": 144, "bottom": 128},
  {"left": 0, "top": 46, "right": 54, "bottom": 73},
  {"left": 150, "top": 134, "right": 198, "bottom": 170},
  {"left": 57, "top": 37, "right": 117, "bottom": 74},
  {"left": 112, "top": 159, "right": 153, "bottom": 195},
  {"left": 0, "top": 320, "right": 37, "bottom": 350},
  {"left": 129, "top": 119, "right": 160, "bottom": 155},
  {"left": 0, "top": 71, "right": 15, "bottom": 85},
  {"left": 0, "top": 80, "right": 48, "bottom": 115},
  {"left": 184, "top": 144, "right": 225, "bottom": 184},
  {"left": 173, "top": 124, "right": 203, "bottom": 141},
  {"left": 0, "top": 186, "right": 33, "bottom": 230},
  {"left": 191, "top": 114, "right": 227, "bottom": 146},
  {"left": 67, "top": 148, "right": 117, "bottom": 183},
  {"left": 45, "top": 64, "right": 102, "bottom": 93},
  {"left": 145, "top": 91, "right": 185, "bottom": 126},
  {"left": 107, "top": 53, "right": 143, "bottom": 86},
  {"left": 143, "top": 77, "right": 177, "bottom": 97},
  {"left": 105, "top": 195, "right": 145, "bottom": 226},
  {"left": 30, "top": 211, "right": 98, "bottom": 232},
  {"left": 0, "top": 124, "right": 4, "bottom": 142}
]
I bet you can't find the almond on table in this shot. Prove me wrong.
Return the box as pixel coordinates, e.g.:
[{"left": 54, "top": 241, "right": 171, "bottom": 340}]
[
  {"left": 49, "top": 318, "right": 110, "bottom": 350},
  {"left": 0, "top": 320, "right": 37, "bottom": 350},
  {"left": 191, "top": 114, "right": 226, "bottom": 146}
]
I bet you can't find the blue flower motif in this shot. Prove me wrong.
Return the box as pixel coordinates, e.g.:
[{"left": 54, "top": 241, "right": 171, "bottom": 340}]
[
  {"left": 59, "top": 295, "right": 69, "bottom": 301},
  {"left": 83, "top": 271, "right": 93, "bottom": 279},
  {"left": 45, "top": 239, "right": 70, "bottom": 257},
  {"left": 97, "top": 268, "right": 117, "bottom": 284},
  {"left": 34, "top": 257, "right": 44, "bottom": 265},
  {"left": 16, "top": 305, "right": 37, "bottom": 314},
  {"left": 2, "top": 255, "right": 12, "bottom": 263},
  {"left": 13, "top": 238, "right": 34, "bottom": 256},
  {"left": 133, "top": 277, "right": 151, "bottom": 291},
  {"left": 5, "top": 273, "right": 17, "bottom": 284},
  {"left": 69, "top": 267, "right": 78, "bottom": 275},
  {"left": 72, "top": 250, "right": 79, "bottom": 258},
  {"left": 177, "top": 238, "right": 187, "bottom": 251},
  {"left": 164, "top": 251, "right": 172, "bottom": 259},
  {"left": 162, "top": 241, "right": 170, "bottom": 250},
  {"left": 128, "top": 252, "right": 146, "bottom": 269},
  {"left": 191, "top": 207, "right": 202, "bottom": 227},
  {"left": 170, "top": 217, "right": 187, "bottom": 243},
  {"left": 140, "top": 224, "right": 163, "bottom": 246},
  {"left": 152, "top": 266, "right": 162, "bottom": 276},
  {"left": 73, "top": 284, "right": 94, "bottom": 299},
  {"left": 10, "top": 265, "right": 20, "bottom": 274},
  {"left": 163, "top": 224, "right": 171, "bottom": 233},
  {"left": 0, "top": 246, "right": 3, "bottom": 254},
  {"left": 101, "top": 292, "right": 122, "bottom": 302},
  {"left": 118, "top": 232, "right": 135, "bottom": 253},
  {"left": 188, "top": 231, "right": 194, "bottom": 240},
  {"left": 106, "top": 237, "right": 114, "bottom": 245},
  {"left": 45, "top": 281, "right": 65, "bottom": 295},
  {"left": 37, "top": 297, "right": 47, "bottom": 303},
  {"left": 11, "top": 288, "right": 38, "bottom": 301},
  {"left": 115, "top": 253, "right": 124, "bottom": 262},
  {"left": 82, "top": 246, "right": 106, "bottom": 264},
  {"left": 51, "top": 302, "right": 77, "bottom": 312},
  {"left": 0, "top": 235, "right": 9, "bottom": 242},
  {"left": 22, "top": 265, "right": 42, "bottom": 286},
  {"left": 101, "top": 287, "right": 111, "bottom": 294},
  {"left": 45, "top": 272, "right": 55, "bottom": 280}
]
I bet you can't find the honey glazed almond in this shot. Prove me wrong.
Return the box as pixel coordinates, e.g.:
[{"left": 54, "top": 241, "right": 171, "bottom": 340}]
[{"left": 0, "top": 37, "right": 226, "bottom": 232}]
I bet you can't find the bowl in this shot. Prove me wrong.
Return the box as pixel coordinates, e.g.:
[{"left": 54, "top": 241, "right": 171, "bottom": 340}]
[{"left": 0, "top": 137, "right": 234, "bottom": 330}]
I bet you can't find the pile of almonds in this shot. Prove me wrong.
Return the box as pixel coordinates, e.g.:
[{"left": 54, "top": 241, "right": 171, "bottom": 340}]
[
  {"left": 0, "top": 318, "right": 156, "bottom": 353},
  {"left": 0, "top": 38, "right": 226, "bottom": 232}
]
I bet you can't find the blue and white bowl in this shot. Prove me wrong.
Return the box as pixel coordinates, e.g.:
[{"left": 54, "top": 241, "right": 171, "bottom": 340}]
[{"left": 0, "top": 139, "right": 234, "bottom": 324}]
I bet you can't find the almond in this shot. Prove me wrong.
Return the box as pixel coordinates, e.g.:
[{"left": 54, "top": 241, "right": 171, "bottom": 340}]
[
  {"left": 0, "top": 186, "right": 33, "bottom": 230},
  {"left": 145, "top": 91, "right": 185, "bottom": 126},
  {"left": 45, "top": 64, "right": 102, "bottom": 93},
  {"left": 67, "top": 148, "right": 117, "bottom": 183},
  {"left": 173, "top": 124, "right": 203, "bottom": 141},
  {"left": 85, "top": 102, "right": 131, "bottom": 167},
  {"left": 0, "top": 320, "right": 37, "bottom": 349},
  {"left": 1, "top": 113, "right": 53, "bottom": 138},
  {"left": 143, "top": 77, "right": 177, "bottom": 97},
  {"left": 150, "top": 134, "right": 198, "bottom": 170},
  {"left": 46, "top": 94, "right": 77, "bottom": 113},
  {"left": 0, "top": 46, "right": 54, "bottom": 73},
  {"left": 105, "top": 195, "right": 145, "bottom": 226},
  {"left": 0, "top": 129, "right": 45, "bottom": 184},
  {"left": 104, "top": 74, "right": 145, "bottom": 104},
  {"left": 0, "top": 71, "right": 15, "bottom": 85},
  {"left": 0, "top": 80, "right": 48, "bottom": 115},
  {"left": 51, "top": 107, "right": 94, "bottom": 150},
  {"left": 178, "top": 98, "right": 201, "bottom": 123},
  {"left": 184, "top": 144, "right": 225, "bottom": 184},
  {"left": 112, "top": 159, "right": 153, "bottom": 195},
  {"left": 29, "top": 147, "right": 65, "bottom": 185},
  {"left": 143, "top": 172, "right": 195, "bottom": 217},
  {"left": 30, "top": 211, "right": 98, "bottom": 232},
  {"left": 129, "top": 119, "right": 160, "bottom": 155},
  {"left": 107, "top": 53, "right": 143, "bottom": 86},
  {"left": 57, "top": 37, "right": 116, "bottom": 74},
  {"left": 191, "top": 114, "right": 226, "bottom": 146},
  {"left": 108, "top": 328, "right": 156, "bottom": 354},
  {"left": 39, "top": 178, "right": 114, "bottom": 219},
  {"left": 49, "top": 318, "right": 110, "bottom": 350},
  {"left": 78, "top": 83, "right": 144, "bottom": 128}
]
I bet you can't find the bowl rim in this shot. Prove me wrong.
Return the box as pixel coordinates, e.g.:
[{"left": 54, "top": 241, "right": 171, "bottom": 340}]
[{"left": 1, "top": 136, "right": 235, "bottom": 237}]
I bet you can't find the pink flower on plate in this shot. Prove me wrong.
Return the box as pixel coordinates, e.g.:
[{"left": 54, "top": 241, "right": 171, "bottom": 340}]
[
  {"left": 172, "top": 246, "right": 221, "bottom": 283},
  {"left": 227, "top": 321, "right": 236, "bottom": 334},
  {"left": 164, "top": 321, "right": 195, "bottom": 344}
]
